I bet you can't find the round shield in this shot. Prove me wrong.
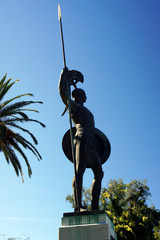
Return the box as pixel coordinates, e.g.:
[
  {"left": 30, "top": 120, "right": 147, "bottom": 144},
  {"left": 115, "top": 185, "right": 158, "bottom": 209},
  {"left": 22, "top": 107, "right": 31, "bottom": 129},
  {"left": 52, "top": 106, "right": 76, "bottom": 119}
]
[{"left": 62, "top": 127, "right": 111, "bottom": 167}]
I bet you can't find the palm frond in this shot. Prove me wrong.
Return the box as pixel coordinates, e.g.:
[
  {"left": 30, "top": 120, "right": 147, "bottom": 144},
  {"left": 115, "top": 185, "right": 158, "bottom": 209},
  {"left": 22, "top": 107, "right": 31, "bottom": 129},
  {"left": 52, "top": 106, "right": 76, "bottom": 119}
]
[
  {"left": 3, "top": 117, "right": 28, "bottom": 124},
  {"left": 0, "top": 74, "right": 45, "bottom": 180},
  {"left": 15, "top": 108, "right": 39, "bottom": 113},
  {"left": 5, "top": 145, "right": 22, "bottom": 176},
  {"left": 0, "top": 78, "right": 19, "bottom": 102},
  {"left": 0, "top": 73, "right": 7, "bottom": 86},
  {"left": 4, "top": 117, "right": 46, "bottom": 128},
  {"left": 25, "top": 119, "right": 46, "bottom": 128},
  {"left": 3, "top": 111, "right": 29, "bottom": 120},
  {"left": 14, "top": 111, "right": 29, "bottom": 120},
  {"left": 0, "top": 100, "right": 43, "bottom": 115},
  {"left": 6, "top": 122, "right": 38, "bottom": 144},
  {"left": 0, "top": 93, "right": 34, "bottom": 109},
  {"left": 2, "top": 117, "right": 26, "bottom": 124},
  {"left": 0, "top": 124, "right": 7, "bottom": 140},
  {"left": 14, "top": 133, "right": 42, "bottom": 160},
  {"left": 11, "top": 139, "right": 32, "bottom": 177},
  {"left": 1, "top": 109, "right": 40, "bottom": 120},
  {"left": 1, "top": 146, "right": 10, "bottom": 164}
]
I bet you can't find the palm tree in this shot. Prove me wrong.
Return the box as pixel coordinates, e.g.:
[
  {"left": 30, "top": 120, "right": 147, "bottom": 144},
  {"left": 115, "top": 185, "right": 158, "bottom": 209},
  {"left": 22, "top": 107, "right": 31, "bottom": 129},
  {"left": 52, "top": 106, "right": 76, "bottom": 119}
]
[{"left": 0, "top": 73, "right": 45, "bottom": 181}]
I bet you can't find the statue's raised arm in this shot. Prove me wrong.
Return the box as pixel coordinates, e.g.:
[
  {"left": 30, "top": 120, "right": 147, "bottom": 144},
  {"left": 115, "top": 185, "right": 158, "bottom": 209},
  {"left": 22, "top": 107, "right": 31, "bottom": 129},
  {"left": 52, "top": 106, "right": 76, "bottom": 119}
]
[
  {"left": 58, "top": 68, "right": 84, "bottom": 107},
  {"left": 58, "top": 68, "right": 69, "bottom": 106}
]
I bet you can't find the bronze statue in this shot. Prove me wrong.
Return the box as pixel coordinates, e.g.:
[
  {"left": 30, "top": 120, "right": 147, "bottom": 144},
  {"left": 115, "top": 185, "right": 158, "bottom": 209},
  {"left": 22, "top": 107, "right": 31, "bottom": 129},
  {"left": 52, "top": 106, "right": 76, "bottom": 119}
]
[
  {"left": 59, "top": 68, "right": 111, "bottom": 212},
  {"left": 58, "top": 5, "right": 110, "bottom": 212}
]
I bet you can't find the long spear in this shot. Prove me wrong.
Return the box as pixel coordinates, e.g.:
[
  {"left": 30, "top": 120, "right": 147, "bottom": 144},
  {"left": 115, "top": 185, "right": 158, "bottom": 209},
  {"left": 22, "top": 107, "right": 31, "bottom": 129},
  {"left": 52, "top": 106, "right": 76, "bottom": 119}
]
[{"left": 58, "top": 4, "right": 80, "bottom": 212}]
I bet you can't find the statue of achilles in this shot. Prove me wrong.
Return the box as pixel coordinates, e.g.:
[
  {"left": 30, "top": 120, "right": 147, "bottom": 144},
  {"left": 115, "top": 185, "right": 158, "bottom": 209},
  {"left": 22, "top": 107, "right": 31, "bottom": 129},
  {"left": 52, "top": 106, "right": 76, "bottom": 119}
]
[{"left": 58, "top": 68, "right": 111, "bottom": 212}]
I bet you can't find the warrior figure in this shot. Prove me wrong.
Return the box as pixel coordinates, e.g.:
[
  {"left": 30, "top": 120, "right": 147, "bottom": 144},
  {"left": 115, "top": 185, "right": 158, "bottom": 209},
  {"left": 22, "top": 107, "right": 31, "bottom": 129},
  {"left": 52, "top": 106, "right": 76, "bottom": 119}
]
[{"left": 59, "top": 68, "right": 104, "bottom": 211}]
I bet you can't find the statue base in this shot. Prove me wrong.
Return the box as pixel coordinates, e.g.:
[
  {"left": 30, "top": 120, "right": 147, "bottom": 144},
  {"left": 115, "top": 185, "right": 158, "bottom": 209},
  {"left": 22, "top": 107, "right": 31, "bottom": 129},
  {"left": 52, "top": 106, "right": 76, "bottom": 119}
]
[{"left": 58, "top": 210, "right": 117, "bottom": 240}]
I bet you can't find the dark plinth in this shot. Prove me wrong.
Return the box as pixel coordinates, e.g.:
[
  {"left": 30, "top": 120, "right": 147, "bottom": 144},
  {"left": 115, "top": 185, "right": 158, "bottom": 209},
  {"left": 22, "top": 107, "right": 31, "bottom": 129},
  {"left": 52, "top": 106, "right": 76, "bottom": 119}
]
[{"left": 63, "top": 210, "right": 105, "bottom": 217}]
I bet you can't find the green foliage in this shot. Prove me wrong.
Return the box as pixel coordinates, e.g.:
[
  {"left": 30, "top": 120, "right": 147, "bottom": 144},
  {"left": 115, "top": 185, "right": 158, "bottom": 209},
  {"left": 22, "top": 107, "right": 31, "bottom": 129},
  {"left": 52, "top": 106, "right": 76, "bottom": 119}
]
[
  {"left": 66, "top": 179, "right": 160, "bottom": 240},
  {"left": 0, "top": 74, "right": 45, "bottom": 181},
  {"left": 103, "top": 179, "right": 160, "bottom": 240},
  {"left": 153, "top": 222, "right": 160, "bottom": 240}
]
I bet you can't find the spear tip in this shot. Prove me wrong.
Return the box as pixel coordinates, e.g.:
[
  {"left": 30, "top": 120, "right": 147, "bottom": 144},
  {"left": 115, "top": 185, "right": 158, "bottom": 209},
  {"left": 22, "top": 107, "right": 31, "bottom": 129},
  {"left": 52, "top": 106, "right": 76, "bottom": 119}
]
[{"left": 58, "top": 4, "right": 61, "bottom": 20}]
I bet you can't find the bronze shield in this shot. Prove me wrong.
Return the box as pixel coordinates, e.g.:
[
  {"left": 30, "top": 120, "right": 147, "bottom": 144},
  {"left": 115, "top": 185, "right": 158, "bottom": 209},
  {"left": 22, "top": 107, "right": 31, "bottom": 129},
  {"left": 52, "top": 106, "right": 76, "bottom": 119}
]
[{"left": 62, "top": 127, "right": 111, "bottom": 166}]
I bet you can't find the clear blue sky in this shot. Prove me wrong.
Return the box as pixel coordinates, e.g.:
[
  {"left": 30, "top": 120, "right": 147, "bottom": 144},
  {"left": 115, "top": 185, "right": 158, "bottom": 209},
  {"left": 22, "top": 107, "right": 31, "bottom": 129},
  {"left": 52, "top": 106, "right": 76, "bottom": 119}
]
[{"left": 0, "top": 0, "right": 160, "bottom": 239}]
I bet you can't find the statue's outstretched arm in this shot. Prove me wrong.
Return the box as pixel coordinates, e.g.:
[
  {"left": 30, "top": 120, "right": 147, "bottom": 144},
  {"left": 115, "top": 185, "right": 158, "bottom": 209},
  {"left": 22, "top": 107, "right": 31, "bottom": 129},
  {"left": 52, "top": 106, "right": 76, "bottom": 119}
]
[{"left": 58, "top": 68, "right": 69, "bottom": 106}]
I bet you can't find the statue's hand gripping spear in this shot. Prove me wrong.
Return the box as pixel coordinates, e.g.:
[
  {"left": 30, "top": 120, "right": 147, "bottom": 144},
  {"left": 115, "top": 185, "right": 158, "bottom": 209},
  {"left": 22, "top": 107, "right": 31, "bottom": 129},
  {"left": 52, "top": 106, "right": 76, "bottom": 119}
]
[{"left": 58, "top": 4, "right": 83, "bottom": 211}]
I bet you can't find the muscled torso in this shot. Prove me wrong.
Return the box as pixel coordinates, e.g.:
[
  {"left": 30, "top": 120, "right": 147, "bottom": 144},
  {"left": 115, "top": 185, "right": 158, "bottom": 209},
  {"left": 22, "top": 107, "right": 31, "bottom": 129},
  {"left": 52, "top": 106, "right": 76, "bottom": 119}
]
[{"left": 70, "top": 100, "right": 95, "bottom": 139}]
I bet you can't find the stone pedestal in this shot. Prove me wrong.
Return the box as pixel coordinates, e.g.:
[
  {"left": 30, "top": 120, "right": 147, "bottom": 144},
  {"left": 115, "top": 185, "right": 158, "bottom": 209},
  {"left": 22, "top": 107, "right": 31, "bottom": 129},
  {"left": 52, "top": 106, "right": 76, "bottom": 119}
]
[{"left": 59, "top": 210, "right": 117, "bottom": 240}]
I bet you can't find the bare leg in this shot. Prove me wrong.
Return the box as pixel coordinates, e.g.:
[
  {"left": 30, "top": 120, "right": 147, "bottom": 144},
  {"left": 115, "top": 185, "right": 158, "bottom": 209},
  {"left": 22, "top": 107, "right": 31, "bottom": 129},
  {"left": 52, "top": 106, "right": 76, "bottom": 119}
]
[
  {"left": 72, "top": 139, "right": 86, "bottom": 211},
  {"left": 90, "top": 153, "right": 104, "bottom": 210},
  {"left": 72, "top": 169, "right": 85, "bottom": 211}
]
